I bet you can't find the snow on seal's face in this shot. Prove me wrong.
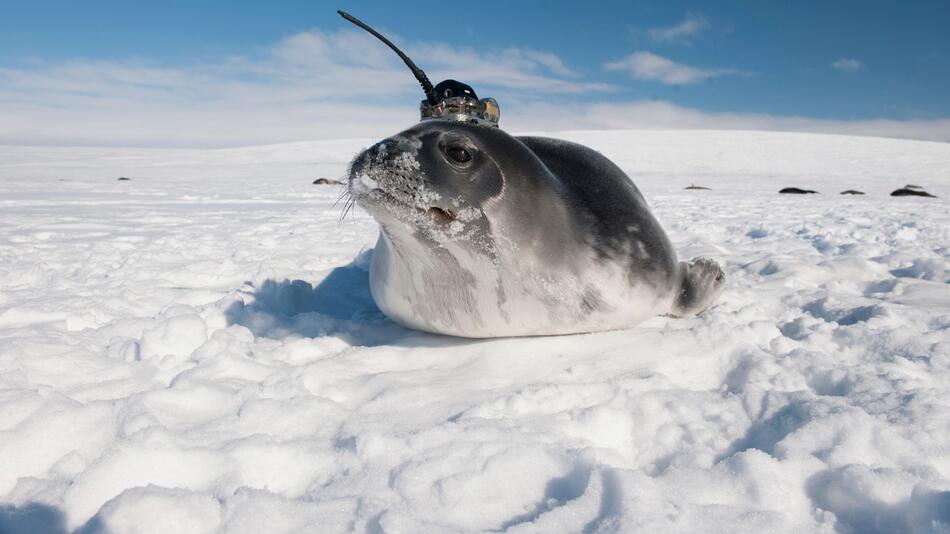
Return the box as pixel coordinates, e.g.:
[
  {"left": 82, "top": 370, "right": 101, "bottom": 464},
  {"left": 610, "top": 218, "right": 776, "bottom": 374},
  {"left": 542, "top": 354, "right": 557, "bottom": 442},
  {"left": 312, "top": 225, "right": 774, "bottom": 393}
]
[{"left": 347, "top": 122, "right": 502, "bottom": 255}]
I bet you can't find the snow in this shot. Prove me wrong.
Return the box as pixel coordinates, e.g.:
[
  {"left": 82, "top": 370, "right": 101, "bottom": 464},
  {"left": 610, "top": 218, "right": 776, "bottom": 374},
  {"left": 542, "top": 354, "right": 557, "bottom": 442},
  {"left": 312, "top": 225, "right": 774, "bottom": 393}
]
[{"left": 0, "top": 129, "right": 949, "bottom": 533}]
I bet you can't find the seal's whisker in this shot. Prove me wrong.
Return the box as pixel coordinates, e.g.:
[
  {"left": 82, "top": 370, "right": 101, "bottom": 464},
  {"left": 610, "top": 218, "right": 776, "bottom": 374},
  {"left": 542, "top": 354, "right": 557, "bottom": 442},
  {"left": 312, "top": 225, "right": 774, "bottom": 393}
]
[
  {"left": 338, "top": 195, "right": 351, "bottom": 221},
  {"left": 339, "top": 192, "right": 358, "bottom": 222},
  {"left": 331, "top": 192, "right": 344, "bottom": 209},
  {"left": 332, "top": 182, "right": 351, "bottom": 209},
  {"left": 334, "top": 182, "right": 355, "bottom": 222}
]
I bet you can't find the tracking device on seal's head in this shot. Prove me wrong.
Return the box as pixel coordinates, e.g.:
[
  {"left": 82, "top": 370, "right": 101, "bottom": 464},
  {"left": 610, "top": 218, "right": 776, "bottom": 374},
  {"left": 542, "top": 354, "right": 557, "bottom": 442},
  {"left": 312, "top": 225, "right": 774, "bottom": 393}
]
[{"left": 338, "top": 10, "right": 500, "bottom": 127}]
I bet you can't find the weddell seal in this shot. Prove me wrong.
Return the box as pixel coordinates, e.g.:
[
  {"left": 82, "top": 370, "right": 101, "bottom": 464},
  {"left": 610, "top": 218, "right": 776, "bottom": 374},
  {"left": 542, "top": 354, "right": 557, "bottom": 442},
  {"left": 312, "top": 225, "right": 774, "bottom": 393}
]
[{"left": 338, "top": 11, "right": 725, "bottom": 337}]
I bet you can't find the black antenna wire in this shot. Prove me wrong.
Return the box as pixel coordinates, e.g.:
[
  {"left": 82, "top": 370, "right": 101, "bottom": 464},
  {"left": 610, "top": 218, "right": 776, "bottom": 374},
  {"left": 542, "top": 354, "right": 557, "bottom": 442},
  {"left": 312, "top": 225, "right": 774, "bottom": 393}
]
[{"left": 337, "top": 10, "right": 437, "bottom": 105}]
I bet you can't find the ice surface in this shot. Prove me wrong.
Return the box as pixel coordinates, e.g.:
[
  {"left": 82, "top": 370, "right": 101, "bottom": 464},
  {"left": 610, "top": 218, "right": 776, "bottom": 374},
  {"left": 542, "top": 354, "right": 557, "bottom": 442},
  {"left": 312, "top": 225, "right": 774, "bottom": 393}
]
[{"left": 0, "top": 130, "right": 948, "bottom": 533}]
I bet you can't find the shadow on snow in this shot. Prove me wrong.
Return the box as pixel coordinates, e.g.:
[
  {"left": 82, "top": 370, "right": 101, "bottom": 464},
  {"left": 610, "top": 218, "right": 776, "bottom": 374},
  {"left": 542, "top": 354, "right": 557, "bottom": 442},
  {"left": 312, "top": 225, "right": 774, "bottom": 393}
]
[
  {"left": 224, "top": 250, "right": 462, "bottom": 348},
  {"left": 0, "top": 502, "right": 68, "bottom": 534}
]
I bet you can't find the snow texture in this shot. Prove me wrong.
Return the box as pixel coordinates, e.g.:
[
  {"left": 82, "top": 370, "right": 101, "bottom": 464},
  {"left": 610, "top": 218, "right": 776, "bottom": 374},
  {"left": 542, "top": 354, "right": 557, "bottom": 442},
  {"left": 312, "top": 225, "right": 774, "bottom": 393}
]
[{"left": 0, "top": 130, "right": 948, "bottom": 533}]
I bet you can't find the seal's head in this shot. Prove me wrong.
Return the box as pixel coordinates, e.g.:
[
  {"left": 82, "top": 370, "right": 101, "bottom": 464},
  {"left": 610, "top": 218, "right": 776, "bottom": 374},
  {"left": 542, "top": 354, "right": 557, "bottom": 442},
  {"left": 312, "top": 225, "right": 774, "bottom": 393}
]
[{"left": 347, "top": 121, "right": 570, "bottom": 260}]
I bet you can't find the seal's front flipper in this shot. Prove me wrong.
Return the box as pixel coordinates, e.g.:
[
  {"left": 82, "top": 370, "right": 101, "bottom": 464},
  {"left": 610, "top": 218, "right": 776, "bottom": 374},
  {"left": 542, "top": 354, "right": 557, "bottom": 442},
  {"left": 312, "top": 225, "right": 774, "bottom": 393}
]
[{"left": 670, "top": 257, "right": 725, "bottom": 317}]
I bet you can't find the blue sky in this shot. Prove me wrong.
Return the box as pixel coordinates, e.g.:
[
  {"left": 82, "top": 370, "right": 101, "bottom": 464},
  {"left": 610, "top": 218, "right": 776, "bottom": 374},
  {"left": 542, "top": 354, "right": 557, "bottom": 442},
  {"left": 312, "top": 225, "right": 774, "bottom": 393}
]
[{"left": 1, "top": 0, "right": 949, "bottom": 147}]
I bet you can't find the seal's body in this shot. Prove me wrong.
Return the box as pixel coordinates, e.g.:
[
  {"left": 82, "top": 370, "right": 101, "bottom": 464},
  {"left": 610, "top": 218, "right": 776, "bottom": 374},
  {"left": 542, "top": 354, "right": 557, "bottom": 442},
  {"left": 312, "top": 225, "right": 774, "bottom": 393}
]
[{"left": 347, "top": 121, "right": 724, "bottom": 337}]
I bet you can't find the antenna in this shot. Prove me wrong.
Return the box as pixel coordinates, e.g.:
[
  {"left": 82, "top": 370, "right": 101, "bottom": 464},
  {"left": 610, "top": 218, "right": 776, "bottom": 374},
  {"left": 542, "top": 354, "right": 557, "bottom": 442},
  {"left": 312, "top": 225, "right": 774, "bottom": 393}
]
[{"left": 337, "top": 10, "right": 437, "bottom": 105}]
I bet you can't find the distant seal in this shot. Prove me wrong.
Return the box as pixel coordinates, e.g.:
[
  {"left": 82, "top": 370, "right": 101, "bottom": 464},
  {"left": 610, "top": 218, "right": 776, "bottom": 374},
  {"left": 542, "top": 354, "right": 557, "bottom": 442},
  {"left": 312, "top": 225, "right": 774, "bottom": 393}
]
[
  {"left": 779, "top": 187, "right": 817, "bottom": 194},
  {"left": 346, "top": 121, "right": 725, "bottom": 337},
  {"left": 891, "top": 185, "right": 936, "bottom": 198}
]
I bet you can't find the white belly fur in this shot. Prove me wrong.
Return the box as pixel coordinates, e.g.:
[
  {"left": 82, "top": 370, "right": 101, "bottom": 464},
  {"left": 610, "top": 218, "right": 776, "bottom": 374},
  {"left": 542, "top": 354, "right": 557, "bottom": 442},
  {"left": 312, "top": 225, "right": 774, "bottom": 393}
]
[{"left": 369, "top": 232, "right": 676, "bottom": 338}]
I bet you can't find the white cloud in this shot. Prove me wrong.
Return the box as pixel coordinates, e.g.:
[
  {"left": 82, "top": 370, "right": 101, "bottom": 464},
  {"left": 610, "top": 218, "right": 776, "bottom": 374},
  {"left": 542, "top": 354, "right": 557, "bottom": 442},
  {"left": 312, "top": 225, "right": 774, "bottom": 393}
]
[
  {"left": 647, "top": 12, "right": 710, "bottom": 44},
  {"left": 0, "top": 29, "right": 611, "bottom": 147},
  {"left": 503, "top": 100, "right": 950, "bottom": 143},
  {"left": 605, "top": 52, "right": 739, "bottom": 85},
  {"left": 3, "top": 89, "right": 950, "bottom": 147},
  {"left": 0, "top": 31, "right": 947, "bottom": 147},
  {"left": 832, "top": 58, "right": 863, "bottom": 71},
  {"left": 409, "top": 43, "right": 609, "bottom": 94}
]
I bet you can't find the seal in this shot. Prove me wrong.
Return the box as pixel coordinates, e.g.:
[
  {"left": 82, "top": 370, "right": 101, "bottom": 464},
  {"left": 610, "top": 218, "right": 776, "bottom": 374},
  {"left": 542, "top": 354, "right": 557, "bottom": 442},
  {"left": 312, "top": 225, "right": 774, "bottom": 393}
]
[
  {"left": 346, "top": 121, "right": 725, "bottom": 337},
  {"left": 335, "top": 10, "right": 724, "bottom": 337},
  {"left": 891, "top": 185, "right": 936, "bottom": 198},
  {"left": 779, "top": 187, "right": 818, "bottom": 194}
]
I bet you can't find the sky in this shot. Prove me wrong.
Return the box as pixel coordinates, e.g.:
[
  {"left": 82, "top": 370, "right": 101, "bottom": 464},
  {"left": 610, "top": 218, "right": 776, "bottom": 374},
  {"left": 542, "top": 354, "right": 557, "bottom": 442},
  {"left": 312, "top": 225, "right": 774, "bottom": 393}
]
[{"left": 1, "top": 0, "right": 949, "bottom": 147}]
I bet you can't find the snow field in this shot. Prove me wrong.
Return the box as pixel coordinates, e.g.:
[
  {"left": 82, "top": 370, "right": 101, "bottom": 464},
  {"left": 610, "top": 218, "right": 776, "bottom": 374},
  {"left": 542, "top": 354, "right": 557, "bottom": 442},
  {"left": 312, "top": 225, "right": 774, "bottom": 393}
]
[{"left": 0, "top": 130, "right": 948, "bottom": 533}]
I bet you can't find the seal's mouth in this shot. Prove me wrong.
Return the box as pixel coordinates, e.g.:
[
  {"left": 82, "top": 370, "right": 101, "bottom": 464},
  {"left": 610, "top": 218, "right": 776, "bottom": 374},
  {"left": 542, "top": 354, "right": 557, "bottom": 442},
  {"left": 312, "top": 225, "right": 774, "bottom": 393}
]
[
  {"left": 426, "top": 206, "right": 456, "bottom": 225},
  {"left": 361, "top": 188, "right": 458, "bottom": 227}
]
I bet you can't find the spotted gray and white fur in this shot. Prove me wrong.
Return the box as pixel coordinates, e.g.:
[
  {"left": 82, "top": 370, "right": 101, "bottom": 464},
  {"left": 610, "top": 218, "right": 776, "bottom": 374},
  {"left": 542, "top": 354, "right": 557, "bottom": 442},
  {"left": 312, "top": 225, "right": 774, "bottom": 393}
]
[{"left": 346, "top": 121, "right": 724, "bottom": 337}]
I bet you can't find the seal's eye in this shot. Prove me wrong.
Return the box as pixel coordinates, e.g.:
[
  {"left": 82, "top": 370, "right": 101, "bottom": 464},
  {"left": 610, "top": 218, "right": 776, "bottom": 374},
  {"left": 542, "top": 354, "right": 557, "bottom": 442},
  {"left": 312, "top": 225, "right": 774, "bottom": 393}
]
[{"left": 445, "top": 145, "right": 472, "bottom": 164}]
